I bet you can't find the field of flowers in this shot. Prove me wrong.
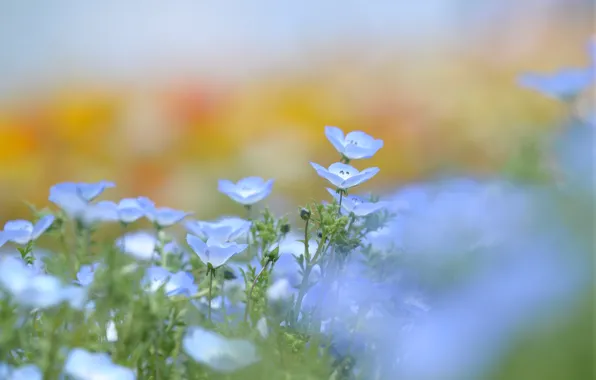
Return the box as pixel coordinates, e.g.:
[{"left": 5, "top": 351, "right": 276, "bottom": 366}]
[{"left": 0, "top": 36, "right": 592, "bottom": 379}]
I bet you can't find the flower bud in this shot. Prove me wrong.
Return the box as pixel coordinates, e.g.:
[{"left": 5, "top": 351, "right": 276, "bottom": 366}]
[
  {"left": 280, "top": 223, "right": 291, "bottom": 234},
  {"left": 300, "top": 208, "right": 311, "bottom": 221}
]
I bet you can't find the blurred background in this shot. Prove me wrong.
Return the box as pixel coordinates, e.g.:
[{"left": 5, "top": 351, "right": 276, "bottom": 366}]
[
  {"left": 0, "top": 0, "right": 593, "bottom": 220},
  {"left": 0, "top": 1, "right": 593, "bottom": 379}
]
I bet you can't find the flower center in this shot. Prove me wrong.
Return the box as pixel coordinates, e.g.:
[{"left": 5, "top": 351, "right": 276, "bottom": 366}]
[
  {"left": 337, "top": 169, "right": 352, "bottom": 179},
  {"left": 237, "top": 186, "right": 258, "bottom": 198}
]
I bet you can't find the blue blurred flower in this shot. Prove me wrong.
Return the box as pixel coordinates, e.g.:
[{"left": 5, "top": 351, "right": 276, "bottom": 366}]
[
  {"left": 183, "top": 326, "right": 259, "bottom": 373},
  {"left": 63, "top": 348, "right": 135, "bottom": 380},
  {"left": 218, "top": 177, "right": 274, "bottom": 205},
  {"left": 0, "top": 215, "right": 54, "bottom": 245},
  {"left": 0, "top": 363, "right": 42, "bottom": 380},
  {"left": 311, "top": 162, "right": 379, "bottom": 190},
  {"left": 186, "top": 217, "right": 251, "bottom": 242},
  {"left": 186, "top": 234, "right": 247, "bottom": 268},
  {"left": 75, "top": 263, "right": 101, "bottom": 287},
  {"left": 326, "top": 188, "right": 388, "bottom": 216},
  {"left": 0, "top": 256, "right": 86, "bottom": 310},
  {"left": 143, "top": 266, "right": 197, "bottom": 297},
  {"left": 518, "top": 68, "right": 593, "bottom": 100},
  {"left": 325, "top": 126, "right": 384, "bottom": 160},
  {"left": 49, "top": 181, "right": 115, "bottom": 219},
  {"left": 93, "top": 198, "right": 146, "bottom": 224},
  {"left": 116, "top": 231, "right": 157, "bottom": 261}
]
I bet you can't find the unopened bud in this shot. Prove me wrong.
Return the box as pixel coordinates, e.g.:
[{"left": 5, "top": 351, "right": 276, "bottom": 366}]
[{"left": 300, "top": 208, "right": 311, "bottom": 221}]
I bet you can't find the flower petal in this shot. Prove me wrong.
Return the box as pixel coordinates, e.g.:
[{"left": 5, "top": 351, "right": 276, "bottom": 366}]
[
  {"left": 311, "top": 162, "right": 344, "bottom": 188},
  {"left": 154, "top": 208, "right": 190, "bottom": 227},
  {"left": 342, "top": 167, "right": 379, "bottom": 188},
  {"left": 186, "top": 234, "right": 209, "bottom": 265},
  {"left": 207, "top": 242, "right": 247, "bottom": 268},
  {"left": 325, "top": 126, "right": 346, "bottom": 154},
  {"left": 352, "top": 201, "right": 387, "bottom": 216},
  {"left": 236, "top": 176, "right": 265, "bottom": 188},
  {"left": 31, "top": 215, "right": 55, "bottom": 240}
]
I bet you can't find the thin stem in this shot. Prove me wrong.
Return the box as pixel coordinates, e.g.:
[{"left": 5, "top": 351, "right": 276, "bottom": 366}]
[
  {"left": 293, "top": 232, "right": 326, "bottom": 325},
  {"left": 208, "top": 269, "right": 214, "bottom": 322},
  {"left": 304, "top": 218, "right": 310, "bottom": 260}
]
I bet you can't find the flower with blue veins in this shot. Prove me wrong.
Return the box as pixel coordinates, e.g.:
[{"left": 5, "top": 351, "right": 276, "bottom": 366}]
[
  {"left": 0, "top": 215, "right": 54, "bottom": 245},
  {"left": 0, "top": 363, "right": 42, "bottom": 380},
  {"left": 218, "top": 176, "right": 274, "bottom": 206},
  {"left": 186, "top": 216, "right": 251, "bottom": 242},
  {"left": 63, "top": 348, "right": 135, "bottom": 380},
  {"left": 518, "top": 68, "right": 593, "bottom": 100},
  {"left": 311, "top": 162, "right": 379, "bottom": 190},
  {"left": 186, "top": 234, "right": 248, "bottom": 268},
  {"left": 326, "top": 188, "right": 388, "bottom": 216},
  {"left": 325, "top": 126, "right": 384, "bottom": 160},
  {"left": 183, "top": 326, "right": 259, "bottom": 373}
]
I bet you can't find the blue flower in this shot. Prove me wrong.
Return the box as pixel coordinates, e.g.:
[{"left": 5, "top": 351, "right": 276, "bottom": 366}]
[
  {"left": 0, "top": 363, "right": 42, "bottom": 380},
  {"left": 325, "top": 126, "right": 384, "bottom": 160},
  {"left": 326, "top": 188, "right": 388, "bottom": 216},
  {"left": 49, "top": 181, "right": 115, "bottom": 217},
  {"left": 0, "top": 215, "right": 54, "bottom": 245},
  {"left": 116, "top": 231, "right": 157, "bottom": 261},
  {"left": 518, "top": 68, "right": 593, "bottom": 100},
  {"left": 130, "top": 196, "right": 191, "bottom": 228},
  {"left": 93, "top": 199, "right": 146, "bottom": 224},
  {"left": 143, "top": 266, "right": 197, "bottom": 297},
  {"left": 186, "top": 234, "right": 247, "bottom": 268},
  {"left": 63, "top": 348, "right": 135, "bottom": 380},
  {"left": 75, "top": 263, "right": 101, "bottom": 287},
  {"left": 218, "top": 177, "right": 274, "bottom": 205},
  {"left": 311, "top": 162, "right": 379, "bottom": 190},
  {"left": 183, "top": 327, "right": 259, "bottom": 373},
  {"left": 186, "top": 217, "right": 251, "bottom": 242},
  {"left": 0, "top": 256, "right": 86, "bottom": 310}
]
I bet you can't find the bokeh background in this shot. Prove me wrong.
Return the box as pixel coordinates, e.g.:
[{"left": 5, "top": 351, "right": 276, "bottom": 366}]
[
  {"left": 0, "top": 1, "right": 593, "bottom": 379},
  {"left": 0, "top": 0, "right": 592, "bottom": 220}
]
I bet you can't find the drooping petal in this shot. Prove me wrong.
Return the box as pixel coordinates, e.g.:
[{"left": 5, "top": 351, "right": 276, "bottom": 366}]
[
  {"left": 325, "top": 126, "right": 346, "bottom": 154},
  {"left": 186, "top": 234, "right": 209, "bottom": 265},
  {"left": 153, "top": 208, "right": 190, "bottom": 227},
  {"left": 31, "top": 215, "right": 55, "bottom": 240},
  {"left": 207, "top": 241, "right": 247, "bottom": 268}
]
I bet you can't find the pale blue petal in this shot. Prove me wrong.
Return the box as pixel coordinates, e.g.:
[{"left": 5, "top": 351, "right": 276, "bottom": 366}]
[
  {"left": 77, "top": 181, "right": 115, "bottom": 201},
  {"left": 325, "top": 126, "right": 346, "bottom": 154},
  {"left": 328, "top": 162, "right": 358, "bottom": 176},
  {"left": 342, "top": 167, "right": 379, "bottom": 188},
  {"left": 352, "top": 201, "right": 387, "bottom": 216},
  {"left": 311, "top": 162, "right": 344, "bottom": 188},
  {"left": 31, "top": 215, "right": 55, "bottom": 240},
  {"left": 237, "top": 176, "right": 266, "bottom": 188},
  {"left": 239, "top": 180, "right": 273, "bottom": 205},
  {"left": 49, "top": 190, "right": 88, "bottom": 218},
  {"left": 218, "top": 180, "right": 237, "bottom": 195},
  {"left": 117, "top": 232, "right": 157, "bottom": 261},
  {"left": 4, "top": 219, "right": 33, "bottom": 233},
  {"left": 82, "top": 203, "right": 119, "bottom": 225},
  {"left": 185, "top": 221, "right": 205, "bottom": 238},
  {"left": 186, "top": 234, "right": 209, "bottom": 265},
  {"left": 154, "top": 208, "right": 190, "bottom": 227},
  {"left": 135, "top": 196, "right": 156, "bottom": 211},
  {"left": 207, "top": 242, "right": 247, "bottom": 268},
  {"left": 343, "top": 142, "right": 382, "bottom": 159},
  {"left": 118, "top": 207, "right": 144, "bottom": 224}
]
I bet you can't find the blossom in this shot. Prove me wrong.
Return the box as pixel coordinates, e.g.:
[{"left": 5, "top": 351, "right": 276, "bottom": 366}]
[
  {"left": 63, "top": 348, "right": 135, "bottom": 380},
  {"left": 325, "top": 126, "right": 384, "bottom": 160},
  {"left": 186, "top": 234, "right": 247, "bottom": 268},
  {"left": 142, "top": 266, "right": 198, "bottom": 297},
  {"left": 0, "top": 256, "right": 86, "bottom": 310},
  {"left": 518, "top": 68, "right": 593, "bottom": 100},
  {"left": 326, "top": 188, "right": 387, "bottom": 216},
  {"left": 93, "top": 199, "right": 146, "bottom": 224},
  {"left": 0, "top": 363, "right": 42, "bottom": 380},
  {"left": 0, "top": 215, "right": 55, "bottom": 245},
  {"left": 75, "top": 263, "right": 101, "bottom": 287},
  {"left": 311, "top": 162, "right": 379, "bottom": 190},
  {"left": 116, "top": 231, "right": 157, "bottom": 261},
  {"left": 134, "top": 197, "right": 191, "bottom": 228},
  {"left": 186, "top": 217, "right": 251, "bottom": 242},
  {"left": 218, "top": 177, "right": 274, "bottom": 205},
  {"left": 183, "top": 327, "right": 259, "bottom": 373},
  {"left": 49, "top": 181, "right": 115, "bottom": 219}
]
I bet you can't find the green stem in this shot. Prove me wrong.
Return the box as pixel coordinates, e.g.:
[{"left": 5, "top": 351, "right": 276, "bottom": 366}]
[
  {"left": 303, "top": 219, "right": 310, "bottom": 261},
  {"left": 293, "top": 232, "right": 326, "bottom": 325},
  {"left": 208, "top": 268, "right": 214, "bottom": 322}
]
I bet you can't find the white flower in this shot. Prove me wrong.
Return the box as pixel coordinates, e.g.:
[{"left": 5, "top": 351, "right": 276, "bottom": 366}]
[
  {"left": 325, "top": 126, "right": 384, "bottom": 160},
  {"left": 218, "top": 177, "right": 274, "bottom": 205},
  {"left": 183, "top": 327, "right": 259, "bottom": 373},
  {"left": 311, "top": 162, "right": 379, "bottom": 190}
]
